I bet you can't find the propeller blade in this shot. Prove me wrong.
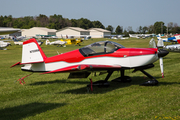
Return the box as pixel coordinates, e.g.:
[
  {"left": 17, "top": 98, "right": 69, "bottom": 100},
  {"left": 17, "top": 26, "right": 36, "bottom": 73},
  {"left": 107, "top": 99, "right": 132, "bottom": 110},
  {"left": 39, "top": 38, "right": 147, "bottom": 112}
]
[
  {"left": 159, "top": 57, "right": 164, "bottom": 78},
  {"left": 149, "top": 38, "right": 156, "bottom": 48}
]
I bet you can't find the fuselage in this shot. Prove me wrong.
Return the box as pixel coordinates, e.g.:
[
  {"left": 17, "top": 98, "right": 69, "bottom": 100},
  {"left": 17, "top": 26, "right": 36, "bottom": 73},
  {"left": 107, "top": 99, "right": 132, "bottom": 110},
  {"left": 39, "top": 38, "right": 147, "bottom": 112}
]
[
  {"left": 164, "top": 44, "right": 180, "bottom": 52},
  {"left": 22, "top": 47, "right": 159, "bottom": 72}
]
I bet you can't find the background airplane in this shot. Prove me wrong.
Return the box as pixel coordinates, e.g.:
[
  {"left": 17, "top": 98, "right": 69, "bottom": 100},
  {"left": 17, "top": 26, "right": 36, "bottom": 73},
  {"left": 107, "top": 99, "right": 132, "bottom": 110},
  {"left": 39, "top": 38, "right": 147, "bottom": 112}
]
[
  {"left": 12, "top": 36, "right": 26, "bottom": 41},
  {"left": 0, "top": 27, "right": 20, "bottom": 35},
  {"left": 129, "top": 34, "right": 151, "bottom": 39},
  {"left": 46, "top": 39, "right": 67, "bottom": 47},
  {"left": 0, "top": 41, "right": 11, "bottom": 50},
  {"left": 13, "top": 38, "right": 43, "bottom": 46},
  {"left": 105, "top": 35, "right": 129, "bottom": 40},
  {"left": 157, "top": 37, "right": 180, "bottom": 52},
  {"left": 11, "top": 38, "right": 169, "bottom": 88},
  {"left": 63, "top": 38, "right": 83, "bottom": 46},
  {"left": 0, "top": 27, "right": 20, "bottom": 50},
  {"left": 157, "top": 34, "right": 180, "bottom": 43}
]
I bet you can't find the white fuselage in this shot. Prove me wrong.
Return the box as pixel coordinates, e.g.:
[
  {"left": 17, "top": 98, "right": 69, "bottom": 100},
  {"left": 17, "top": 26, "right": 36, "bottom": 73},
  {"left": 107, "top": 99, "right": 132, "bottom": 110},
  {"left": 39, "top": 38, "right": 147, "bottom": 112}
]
[{"left": 21, "top": 54, "right": 158, "bottom": 72}]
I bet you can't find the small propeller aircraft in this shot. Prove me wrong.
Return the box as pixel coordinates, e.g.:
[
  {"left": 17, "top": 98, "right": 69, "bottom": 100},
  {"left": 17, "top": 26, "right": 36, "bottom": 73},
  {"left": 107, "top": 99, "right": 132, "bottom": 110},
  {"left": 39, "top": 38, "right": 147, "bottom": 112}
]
[
  {"left": 157, "top": 36, "right": 180, "bottom": 52},
  {"left": 0, "top": 41, "right": 11, "bottom": 50},
  {"left": 0, "top": 27, "right": 20, "bottom": 50},
  {"left": 11, "top": 38, "right": 169, "bottom": 88},
  {"left": 157, "top": 34, "right": 180, "bottom": 43},
  {"left": 13, "top": 38, "right": 43, "bottom": 46},
  {"left": 45, "top": 39, "right": 67, "bottom": 47},
  {"left": 62, "top": 38, "right": 83, "bottom": 46},
  {"left": 0, "top": 27, "right": 20, "bottom": 35}
]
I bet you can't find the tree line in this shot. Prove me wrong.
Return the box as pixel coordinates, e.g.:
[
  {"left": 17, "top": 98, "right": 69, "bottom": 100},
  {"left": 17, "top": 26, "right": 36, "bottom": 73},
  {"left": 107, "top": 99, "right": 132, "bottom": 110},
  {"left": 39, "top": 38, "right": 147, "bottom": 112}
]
[{"left": 0, "top": 14, "right": 180, "bottom": 36}]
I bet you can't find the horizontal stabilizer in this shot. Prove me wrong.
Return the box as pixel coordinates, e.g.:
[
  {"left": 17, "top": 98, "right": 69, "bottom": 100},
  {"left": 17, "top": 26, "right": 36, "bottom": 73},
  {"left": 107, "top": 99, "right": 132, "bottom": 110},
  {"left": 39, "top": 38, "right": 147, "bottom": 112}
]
[{"left": 10, "top": 62, "right": 21, "bottom": 68}]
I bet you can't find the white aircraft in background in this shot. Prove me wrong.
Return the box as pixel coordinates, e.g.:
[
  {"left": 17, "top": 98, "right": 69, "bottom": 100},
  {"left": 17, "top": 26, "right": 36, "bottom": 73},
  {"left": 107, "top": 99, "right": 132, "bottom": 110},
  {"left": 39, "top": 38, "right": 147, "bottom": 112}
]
[
  {"left": 12, "top": 36, "right": 26, "bottom": 41},
  {"left": 108, "top": 35, "right": 129, "bottom": 40},
  {"left": 0, "top": 27, "right": 20, "bottom": 35},
  {"left": 46, "top": 39, "right": 67, "bottom": 47},
  {"left": 0, "top": 27, "right": 20, "bottom": 50},
  {"left": 157, "top": 35, "right": 180, "bottom": 52},
  {"left": 129, "top": 34, "right": 151, "bottom": 39},
  {"left": 13, "top": 38, "right": 43, "bottom": 46},
  {"left": 0, "top": 41, "right": 11, "bottom": 50},
  {"left": 129, "top": 34, "right": 141, "bottom": 38},
  {"left": 14, "top": 41, "right": 23, "bottom": 45}
]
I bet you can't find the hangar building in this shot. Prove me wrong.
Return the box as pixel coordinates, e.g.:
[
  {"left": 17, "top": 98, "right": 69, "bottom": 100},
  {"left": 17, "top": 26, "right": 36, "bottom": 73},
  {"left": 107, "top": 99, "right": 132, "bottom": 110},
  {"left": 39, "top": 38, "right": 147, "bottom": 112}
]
[
  {"left": 87, "top": 28, "right": 111, "bottom": 38},
  {"left": 56, "top": 27, "right": 90, "bottom": 38},
  {"left": 22, "top": 27, "right": 57, "bottom": 38}
]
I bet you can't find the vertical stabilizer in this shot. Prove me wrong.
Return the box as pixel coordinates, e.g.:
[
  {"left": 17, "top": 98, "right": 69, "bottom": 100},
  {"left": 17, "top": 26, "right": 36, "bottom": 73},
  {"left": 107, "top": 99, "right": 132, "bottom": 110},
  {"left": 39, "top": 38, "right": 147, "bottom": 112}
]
[
  {"left": 157, "top": 34, "right": 161, "bottom": 40},
  {"left": 22, "top": 38, "right": 47, "bottom": 64},
  {"left": 157, "top": 38, "right": 164, "bottom": 48}
]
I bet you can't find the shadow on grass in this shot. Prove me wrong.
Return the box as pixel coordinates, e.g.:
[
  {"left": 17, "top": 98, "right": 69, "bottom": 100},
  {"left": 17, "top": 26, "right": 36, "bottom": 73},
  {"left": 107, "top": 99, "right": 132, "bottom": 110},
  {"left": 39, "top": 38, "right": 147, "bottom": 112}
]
[
  {"left": 0, "top": 102, "right": 66, "bottom": 120},
  {"left": 28, "top": 76, "right": 178, "bottom": 94},
  {"left": 29, "top": 79, "right": 89, "bottom": 86},
  {"left": 57, "top": 76, "right": 165, "bottom": 94}
]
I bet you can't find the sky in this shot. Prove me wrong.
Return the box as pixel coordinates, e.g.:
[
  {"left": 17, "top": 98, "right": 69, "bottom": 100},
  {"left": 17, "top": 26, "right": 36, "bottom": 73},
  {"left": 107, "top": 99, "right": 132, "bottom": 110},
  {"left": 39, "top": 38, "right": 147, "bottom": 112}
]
[{"left": 1, "top": 0, "right": 180, "bottom": 31}]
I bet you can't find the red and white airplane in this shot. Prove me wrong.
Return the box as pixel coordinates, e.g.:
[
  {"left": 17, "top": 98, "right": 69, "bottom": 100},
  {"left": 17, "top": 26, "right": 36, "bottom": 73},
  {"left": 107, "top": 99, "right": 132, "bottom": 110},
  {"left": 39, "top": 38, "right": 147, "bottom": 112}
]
[{"left": 11, "top": 38, "right": 169, "bottom": 87}]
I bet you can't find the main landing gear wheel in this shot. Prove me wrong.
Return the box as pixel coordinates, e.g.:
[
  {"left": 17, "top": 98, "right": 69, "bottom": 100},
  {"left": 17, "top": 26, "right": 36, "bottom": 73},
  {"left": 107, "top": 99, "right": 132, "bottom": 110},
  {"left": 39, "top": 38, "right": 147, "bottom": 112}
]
[
  {"left": 87, "top": 80, "right": 110, "bottom": 88},
  {"left": 111, "top": 70, "right": 132, "bottom": 83},
  {"left": 86, "top": 80, "right": 110, "bottom": 92},
  {"left": 139, "top": 80, "right": 159, "bottom": 86}
]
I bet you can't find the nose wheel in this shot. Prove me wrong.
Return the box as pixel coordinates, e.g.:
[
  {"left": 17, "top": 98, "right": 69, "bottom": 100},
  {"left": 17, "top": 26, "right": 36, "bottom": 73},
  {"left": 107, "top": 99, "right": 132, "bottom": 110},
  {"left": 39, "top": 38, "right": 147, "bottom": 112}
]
[{"left": 139, "top": 70, "right": 159, "bottom": 86}]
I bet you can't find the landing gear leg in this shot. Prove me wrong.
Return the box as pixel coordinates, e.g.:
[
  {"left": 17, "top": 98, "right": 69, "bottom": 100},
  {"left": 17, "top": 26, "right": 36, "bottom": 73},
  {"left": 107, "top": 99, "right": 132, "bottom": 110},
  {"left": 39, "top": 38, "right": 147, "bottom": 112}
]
[
  {"left": 111, "top": 70, "right": 132, "bottom": 83},
  {"left": 87, "top": 71, "right": 113, "bottom": 88},
  {"left": 139, "top": 70, "right": 158, "bottom": 86}
]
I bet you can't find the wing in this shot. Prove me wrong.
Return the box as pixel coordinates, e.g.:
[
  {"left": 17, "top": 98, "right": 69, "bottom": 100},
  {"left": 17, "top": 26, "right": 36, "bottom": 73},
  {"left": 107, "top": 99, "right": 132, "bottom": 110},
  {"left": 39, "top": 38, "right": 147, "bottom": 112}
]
[{"left": 41, "top": 64, "right": 121, "bottom": 74}]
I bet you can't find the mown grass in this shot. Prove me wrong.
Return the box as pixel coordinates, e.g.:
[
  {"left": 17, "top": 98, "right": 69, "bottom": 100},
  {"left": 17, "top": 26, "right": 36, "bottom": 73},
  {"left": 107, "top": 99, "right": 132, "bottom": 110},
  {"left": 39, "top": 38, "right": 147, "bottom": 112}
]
[{"left": 0, "top": 38, "right": 179, "bottom": 120}]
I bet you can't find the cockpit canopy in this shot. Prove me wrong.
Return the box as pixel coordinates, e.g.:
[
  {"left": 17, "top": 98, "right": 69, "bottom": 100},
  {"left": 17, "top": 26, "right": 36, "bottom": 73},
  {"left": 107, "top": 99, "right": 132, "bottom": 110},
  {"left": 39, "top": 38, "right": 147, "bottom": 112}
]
[{"left": 79, "top": 41, "right": 125, "bottom": 57}]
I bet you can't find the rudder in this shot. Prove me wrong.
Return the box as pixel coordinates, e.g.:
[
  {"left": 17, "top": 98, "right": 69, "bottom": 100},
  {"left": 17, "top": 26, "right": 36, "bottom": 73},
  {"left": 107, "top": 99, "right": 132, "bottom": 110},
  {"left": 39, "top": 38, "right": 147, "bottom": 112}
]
[{"left": 22, "top": 38, "right": 47, "bottom": 64}]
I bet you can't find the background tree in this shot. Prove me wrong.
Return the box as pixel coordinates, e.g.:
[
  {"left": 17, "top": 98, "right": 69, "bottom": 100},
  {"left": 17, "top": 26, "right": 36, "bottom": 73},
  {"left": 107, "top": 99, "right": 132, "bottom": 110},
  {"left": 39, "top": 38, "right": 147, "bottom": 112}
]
[
  {"left": 123, "top": 29, "right": 129, "bottom": 37},
  {"left": 35, "top": 14, "right": 49, "bottom": 27},
  {"left": 167, "top": 22, "right": 173, "bottom": 34},
  {"left": 138, "top": 26, "right": 143, "bottom": 33},
  {"left": 115, "top": 25, "right": 123, "bottom": 34},
  {"left": 127, "top": 26, "right": 135, "bottom": 34},
  {"left": 171, "top": 23, "right": 180, "bottom": 34},
  {"left": 78, "top": 18, "right": 93, "bottom": 29},
  {"left": 92, "top": 20, "right": 105, "bottom": 29},
  {"left": 154, "top": 21, "right": 166, "bottom": 34},
  {"left": 71, "top": 19, "right": 78, "bottom": 27},
  {"left": 142, "top": 26, "right": 148, "bottom": 34},
  {"left": 147, "top": 25, "right": 154, "bottom": 34},
  {"left": 106, "top": 25, "right": 114, "bottom": 33},
  {"left": 0, "top": 16, "right": 5, "bottom": 27},
  {"left": 3, "top": 15, "right": 13, "bottom": 27}
]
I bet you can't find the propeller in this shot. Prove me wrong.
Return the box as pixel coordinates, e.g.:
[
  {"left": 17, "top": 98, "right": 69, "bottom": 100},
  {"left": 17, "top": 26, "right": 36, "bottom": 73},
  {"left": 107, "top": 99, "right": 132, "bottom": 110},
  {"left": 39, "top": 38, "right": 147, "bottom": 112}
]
[{"left": 149, "top": 38, "right": 169, "bottom": 78}]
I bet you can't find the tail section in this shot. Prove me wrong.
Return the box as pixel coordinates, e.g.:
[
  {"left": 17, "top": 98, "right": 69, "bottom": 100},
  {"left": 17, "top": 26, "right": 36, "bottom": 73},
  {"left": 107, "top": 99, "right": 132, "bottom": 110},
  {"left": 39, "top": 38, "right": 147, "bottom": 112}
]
[
  {"left": 157, "top": 34, "right": 161, "bottom": 40},
  {"left": 174, "top": 34, "right": 180, "bottom": 44},
  {"left": 12, "top": 37, "right": 18, "bottom": 42},
  {"left": 46, "top": 39, "right": 50, "bottom": 45},
  {"left": 177, "top": 40, "right": 180, "bottom": 44},
  {"left": 22, "top": 38, "right": 47, "bottom": 64}
]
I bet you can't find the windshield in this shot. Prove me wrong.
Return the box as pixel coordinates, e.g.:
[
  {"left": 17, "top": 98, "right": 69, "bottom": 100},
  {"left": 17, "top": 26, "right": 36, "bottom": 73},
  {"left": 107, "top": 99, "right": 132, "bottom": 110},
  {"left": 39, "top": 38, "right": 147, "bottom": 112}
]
[{"left": 79, "top": 41, "right": 125, "bottom": 57}]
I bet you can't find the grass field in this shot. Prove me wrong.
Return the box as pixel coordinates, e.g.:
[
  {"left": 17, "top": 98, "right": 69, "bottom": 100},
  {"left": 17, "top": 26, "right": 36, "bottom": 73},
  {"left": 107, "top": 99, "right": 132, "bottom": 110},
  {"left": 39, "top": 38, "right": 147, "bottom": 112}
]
[{"left": 0, "top": 38, "right": 180, "bottom": 120}]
